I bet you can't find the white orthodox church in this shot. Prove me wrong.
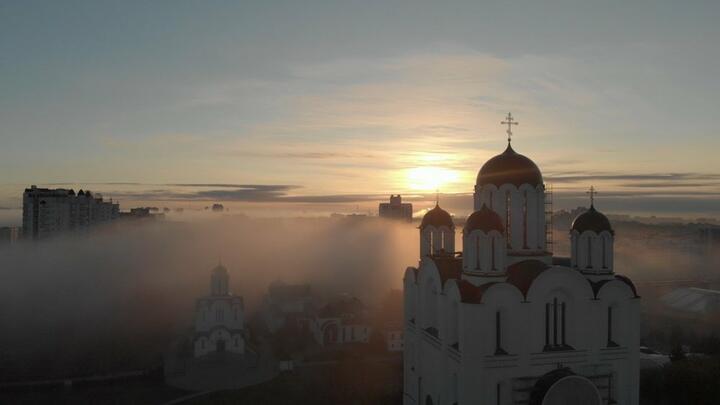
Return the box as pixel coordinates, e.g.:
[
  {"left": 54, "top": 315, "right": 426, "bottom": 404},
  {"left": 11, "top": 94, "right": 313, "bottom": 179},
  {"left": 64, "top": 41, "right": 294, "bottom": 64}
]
[
  {"left": 193, "top": 263, "right": 246, "bottom": 357},
  {"left": 403, "top": 114, "right": 640, "bottom": 405}
]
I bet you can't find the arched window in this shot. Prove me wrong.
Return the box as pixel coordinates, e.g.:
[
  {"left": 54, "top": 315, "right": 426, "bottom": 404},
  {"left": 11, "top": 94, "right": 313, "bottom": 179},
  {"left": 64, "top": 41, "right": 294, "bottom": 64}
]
[
  {"left": 475, "top": 234, "right": 481, "bottom": 270},
  {"left": 505, "top": 192, "right": 511, "bottom": 247},
  {"left": 495, "top": 311, "right": 508, "bottom": 355},
  {"left": 447, "top": 302, "right": 459, "bottom": 350},
  {"left": 418, "top": 377, "right": 423, "bottom": 405},
  {"left": 544, "top": 298, "right": 572, "bottom": 351},
  {"left": 586, "top": 236, "right": 593, "bottom": 268},
  {"left": 451, "top": 373, "right": 459, "bottom": 405},
  {"left": 602, "top": 237, "right": 607, "bottom": 269},
  {"left": 491, "top": 236, "right": 496, "bottom": 271},
  {"left": 607, "top": 306, "right": 619, "bottom": 347},
  {"left": 573, "top": 234, "right": 579, "bottom": 268},
  {"left": 523, "top": 190, "right": 528, "bottom": 249},
  {"left": 423, "top": 280, "right": 439, "bottom": 336}
]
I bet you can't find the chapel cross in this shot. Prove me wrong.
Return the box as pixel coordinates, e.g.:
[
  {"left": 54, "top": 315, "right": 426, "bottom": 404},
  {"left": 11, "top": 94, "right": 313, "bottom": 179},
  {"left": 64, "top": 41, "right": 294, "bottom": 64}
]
[
  {"left": 587, "top": 186, "right": 597, "bottom": 207},
  {"left": 501, "top": 112, "right": 519, "bottom": 144}
]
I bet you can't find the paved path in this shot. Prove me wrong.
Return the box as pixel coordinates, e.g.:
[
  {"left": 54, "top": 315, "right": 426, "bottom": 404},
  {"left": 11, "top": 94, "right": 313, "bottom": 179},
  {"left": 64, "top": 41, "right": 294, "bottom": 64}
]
[
  {"left": 160, "top": 390, "right": 217, "bottom": 405},
  {"left": 164, "top": 342, "right": 278, "bottom": 392}
]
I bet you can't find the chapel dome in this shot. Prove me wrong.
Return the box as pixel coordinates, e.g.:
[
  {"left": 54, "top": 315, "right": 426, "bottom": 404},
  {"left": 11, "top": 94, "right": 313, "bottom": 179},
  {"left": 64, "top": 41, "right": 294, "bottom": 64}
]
[
  {"left": 476, "top": 144, "right": 543, "bottom": 187},
  {"left": 464, "top": 204, "right": 505, "bottom": 234},
  {"left": 420, "top": 204, "right": 454, "bottom": 229},
  {"left": 571, "top": 206, "right": 613, "bottom": 234}
]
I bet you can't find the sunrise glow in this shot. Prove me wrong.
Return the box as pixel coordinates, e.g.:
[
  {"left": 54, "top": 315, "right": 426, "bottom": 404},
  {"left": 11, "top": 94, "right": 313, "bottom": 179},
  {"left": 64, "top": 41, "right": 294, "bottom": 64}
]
[{"left": 405, "top": 166, "right": 460, "bottom": 191}]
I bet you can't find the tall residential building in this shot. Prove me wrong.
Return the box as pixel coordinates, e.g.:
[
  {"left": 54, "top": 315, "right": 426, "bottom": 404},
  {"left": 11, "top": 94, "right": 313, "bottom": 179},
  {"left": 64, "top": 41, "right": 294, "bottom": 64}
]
[
  {"left": 379, "top": 194, "right": 413, "bottom": 222},
  {"left": 403, "top": 115, "right": 640, "bottom": 405},
  {"left": 22, "top": 185, "right": 120, "bottom": 239}
]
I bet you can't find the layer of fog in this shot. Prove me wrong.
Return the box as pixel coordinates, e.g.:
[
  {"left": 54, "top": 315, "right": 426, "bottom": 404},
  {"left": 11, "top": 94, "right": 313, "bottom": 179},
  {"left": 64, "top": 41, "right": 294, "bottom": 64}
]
[
  {"left": 0, "top": 216, "right": 417, "bottom": 379},
  {"left": 0, "top": 213, "right": 714, "bottom": 379}
]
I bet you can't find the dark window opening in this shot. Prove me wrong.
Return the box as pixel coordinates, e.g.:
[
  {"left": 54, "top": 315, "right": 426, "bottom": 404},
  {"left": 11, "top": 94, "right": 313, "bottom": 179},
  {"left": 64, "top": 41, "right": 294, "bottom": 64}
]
[
  {"left": 505, "top": 192, "right": 511, "bottom": 248},
  {"left": 574, "top": 236, "right": 579, "bottom": 268},
  {"left": 607, "top": 307, "right": 619, "bottom": 347},
  {"left": 523, "top": 191, "right": 528, "bottom": 249},
  {"left": 429, "top": 231, "right": 434, "bottom": 255},
  {"left": 602, "top": 237, "right": 607, "bottom": 269},
  {"left": 491, "top": 237, "right": 496, "bottom": 271},
  {"left": 544, "top": 298, "right": 573, "bottom": 351},
  {"left": 495, "top": 311, "right": 508, "bottom": 355}
]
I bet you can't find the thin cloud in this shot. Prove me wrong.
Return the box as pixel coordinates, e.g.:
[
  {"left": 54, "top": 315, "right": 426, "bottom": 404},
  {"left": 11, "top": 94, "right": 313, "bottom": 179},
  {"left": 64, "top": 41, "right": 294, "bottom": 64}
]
[
  {"left": 107, "top": 185, "right": 385, "bottom": 204},
  {"left": 225, "top": 151, "right": 377, "bottom": 160},
  {"left": 169, "top": 184, "right": 299, "bottom": 190},
  {"left": 546, "top": 172, "right": 720, "bottom": 183},
  {"left": 618, "top": 182, "right": 714, "bottom": 188}
]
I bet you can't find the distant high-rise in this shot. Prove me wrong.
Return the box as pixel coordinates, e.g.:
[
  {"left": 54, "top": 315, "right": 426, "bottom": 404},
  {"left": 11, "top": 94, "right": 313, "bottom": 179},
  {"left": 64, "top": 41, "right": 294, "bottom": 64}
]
[
  {"left": 699, "top": 226, "right": 720, "bottom": 256},
  {"left": 0, "top": 226, "right": 20, "bottom": 245},
  {"left": 22, "top": 185, "right": 119, "bottom": 239},
  {"left": 379, "top": 194, "right": 413, "bottom": 222}
]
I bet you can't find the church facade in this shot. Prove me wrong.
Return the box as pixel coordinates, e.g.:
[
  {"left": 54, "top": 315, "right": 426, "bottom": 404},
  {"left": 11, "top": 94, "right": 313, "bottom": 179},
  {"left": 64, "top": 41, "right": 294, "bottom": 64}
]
[
  {"left": 193, "top": 263, "right": 246, "bottom": 357},
  {"left": 403, "top": 115, "right": 640, "bottom": 405}
]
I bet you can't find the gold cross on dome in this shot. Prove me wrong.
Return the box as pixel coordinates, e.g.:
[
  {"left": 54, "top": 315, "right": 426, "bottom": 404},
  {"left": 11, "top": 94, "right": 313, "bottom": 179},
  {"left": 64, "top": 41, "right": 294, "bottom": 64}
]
[
  {"left": 501, "top": 112, "right": 519, "bottom": 144},
  {"left": 587, "top": 186, "right": 597, "bottom": 207}
]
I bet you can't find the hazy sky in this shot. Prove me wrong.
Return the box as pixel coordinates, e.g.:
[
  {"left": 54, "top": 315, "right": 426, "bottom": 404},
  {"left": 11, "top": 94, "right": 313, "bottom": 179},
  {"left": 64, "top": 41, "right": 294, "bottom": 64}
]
[{"left": 1, "top": 1, "right": 719, "bottom": 219}]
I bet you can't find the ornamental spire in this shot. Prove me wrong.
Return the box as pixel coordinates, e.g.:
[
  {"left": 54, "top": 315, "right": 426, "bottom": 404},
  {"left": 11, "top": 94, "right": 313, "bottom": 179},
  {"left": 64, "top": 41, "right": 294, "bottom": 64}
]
[{"left": 501, "top": 112, "right": 519, "bottom": 145}]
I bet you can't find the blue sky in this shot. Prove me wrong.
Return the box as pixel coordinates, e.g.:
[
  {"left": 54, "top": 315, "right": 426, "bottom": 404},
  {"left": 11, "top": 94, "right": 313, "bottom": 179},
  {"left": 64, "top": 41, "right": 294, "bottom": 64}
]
[{"left": 1, "top": 0, "right": 719, "bottom": 221}]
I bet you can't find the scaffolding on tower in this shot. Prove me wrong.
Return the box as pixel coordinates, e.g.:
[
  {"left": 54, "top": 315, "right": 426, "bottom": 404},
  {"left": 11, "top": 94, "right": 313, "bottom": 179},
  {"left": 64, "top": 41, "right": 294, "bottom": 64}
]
[{"left": 545, "top": 184, "right": 554, "bottom": 254}]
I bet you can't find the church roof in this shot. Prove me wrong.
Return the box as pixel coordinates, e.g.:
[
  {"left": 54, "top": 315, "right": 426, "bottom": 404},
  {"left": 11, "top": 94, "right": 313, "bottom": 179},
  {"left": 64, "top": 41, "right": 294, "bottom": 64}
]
[
  {"left": 420, "top": 204, "right": 454, "bottom": 229},
  {"left": 583, "top": 274, "right": 639, "bottom": 299},
  {"left": 571, "top": 206, "right": 614, "bottom": 234},
  {"left": 505, "top": 259, "right": 551, "bottom": 298},
  {"left": 458, "top": 280, "right": 497, "bottom": 303},
  {"left": 476, "top": 144, "right": 543, "bottom": 187},
  {"left": 429, "top": 255, "right": 462, "bottom": 287},
  {"left": 464, "top": 204, "right": 505, "bottom": 234},
  {"left": 614, "top": 274, "right": 639, "bottom": 297},
  {"left": 318, "top": 295, "right": 365, "bottom": 318}
]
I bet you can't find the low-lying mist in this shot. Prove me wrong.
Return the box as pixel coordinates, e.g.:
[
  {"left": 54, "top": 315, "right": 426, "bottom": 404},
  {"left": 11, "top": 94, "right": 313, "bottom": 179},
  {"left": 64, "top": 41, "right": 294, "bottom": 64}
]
[
  {"left": 0, "top": 214, "right": 713, "bottom": 380},
  {"left": 0, "top": 215, "right": 417, "bottom": 379}
]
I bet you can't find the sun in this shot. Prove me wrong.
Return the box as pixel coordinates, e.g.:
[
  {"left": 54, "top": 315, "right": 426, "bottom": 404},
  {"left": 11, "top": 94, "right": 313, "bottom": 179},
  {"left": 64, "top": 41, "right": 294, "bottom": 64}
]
[{"left": 406, "top": 166, "right": 460, "bottom": 191}]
